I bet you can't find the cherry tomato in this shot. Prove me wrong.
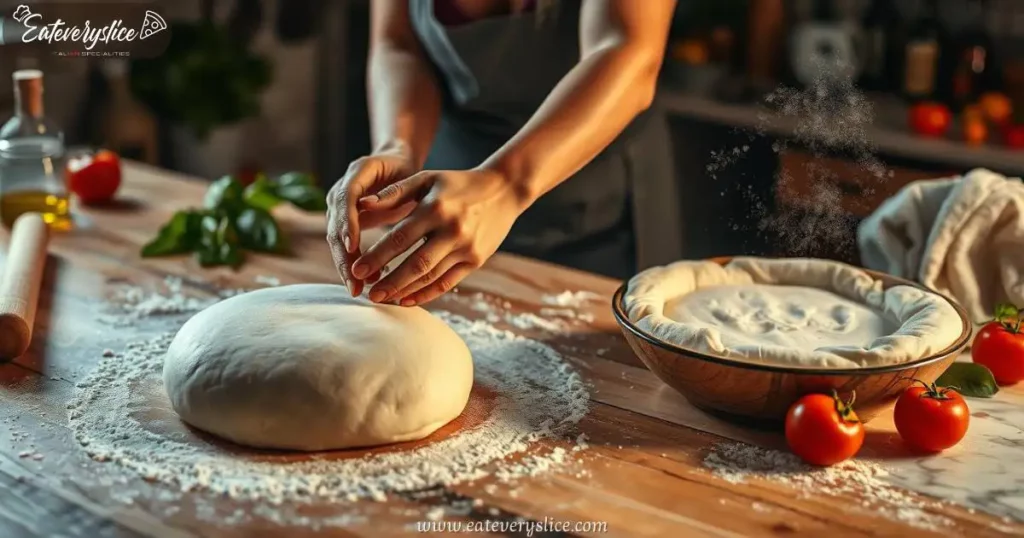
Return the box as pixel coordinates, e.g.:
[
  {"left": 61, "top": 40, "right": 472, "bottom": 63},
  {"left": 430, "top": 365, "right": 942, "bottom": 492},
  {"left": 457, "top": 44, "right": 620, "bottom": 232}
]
[
  {"left": 963, "top": 118, "right": 988, "bottom": 146},
  {"left": 908, "top": 102, "right": 952, "bottom": 138},
  {"left": 785, "top": 391, "right": 864, "bottom": 466},
  {"left": 973, "top": 305, "right": 1024, "bottom": 385},
  {"left": 66, "top": 149, "right": 122, "bottom": 204},
  {"left": 894, "top": 382, "right": 969, "bottom": 453},
  {"left": 979, "top": 92, "right": 1013, "bottom": 126},
  {"left": 236, "top": 164, "right": 262, "bottom": 187}
]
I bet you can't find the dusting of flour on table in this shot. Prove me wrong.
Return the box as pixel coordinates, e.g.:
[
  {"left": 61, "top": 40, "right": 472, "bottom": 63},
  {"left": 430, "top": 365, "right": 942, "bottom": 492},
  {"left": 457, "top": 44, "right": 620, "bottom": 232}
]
[
  {"left": 703, "top": 442, "right": 952, "bottom": 530},
  {"left": 541, "top": 290, "right": 602, "bottom": 307},
  {"left": 69, "top": 281, "right": 590, "bottom": 520},
  {"left": 109, "top": 277, "right": 216, "bottom": 320},
  {"left": 467, "top": 290, "right": 600, "bottom": 331}
]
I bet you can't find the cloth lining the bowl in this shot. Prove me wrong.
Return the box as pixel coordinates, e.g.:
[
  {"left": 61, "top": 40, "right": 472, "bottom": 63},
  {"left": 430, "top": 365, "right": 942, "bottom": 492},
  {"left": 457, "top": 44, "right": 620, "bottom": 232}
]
[{"left": 623, "top": 258, "right": 964, "bottom": 369}]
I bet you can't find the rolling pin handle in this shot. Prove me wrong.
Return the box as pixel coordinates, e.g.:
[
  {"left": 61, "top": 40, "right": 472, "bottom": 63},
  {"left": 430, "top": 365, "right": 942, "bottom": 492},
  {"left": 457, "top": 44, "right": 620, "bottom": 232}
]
[{"left": 0, "top": 213, "right": 50, "bottom": 362}]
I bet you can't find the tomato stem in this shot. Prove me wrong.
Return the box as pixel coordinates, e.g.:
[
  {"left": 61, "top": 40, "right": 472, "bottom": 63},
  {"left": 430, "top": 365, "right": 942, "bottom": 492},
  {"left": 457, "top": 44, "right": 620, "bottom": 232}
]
[
  {"left": 903, "top": 377, "right": 957, "bottom": 400},
  {"left": 831, "top": 389, "right": 860, "bottom": 423},
  {"left": 994, "top": 303, "right": 1022, "bottom": 334}
]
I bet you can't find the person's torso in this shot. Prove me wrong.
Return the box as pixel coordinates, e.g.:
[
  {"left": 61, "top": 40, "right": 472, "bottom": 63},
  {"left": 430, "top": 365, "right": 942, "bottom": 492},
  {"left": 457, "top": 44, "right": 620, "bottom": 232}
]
[{"left": 410, "top": 0, "right": 663, "bottom": 254}]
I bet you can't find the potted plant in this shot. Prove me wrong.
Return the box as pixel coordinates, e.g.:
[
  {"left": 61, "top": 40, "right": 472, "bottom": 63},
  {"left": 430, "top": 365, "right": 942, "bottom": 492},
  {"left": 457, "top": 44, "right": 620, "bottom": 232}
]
[{"left": 129, "top": 0, "right": 303, "bottom": 178}]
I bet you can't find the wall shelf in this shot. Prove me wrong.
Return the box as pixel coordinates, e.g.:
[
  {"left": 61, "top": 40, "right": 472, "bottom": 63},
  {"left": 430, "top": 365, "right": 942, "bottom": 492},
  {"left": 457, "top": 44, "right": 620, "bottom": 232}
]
[{"left": 658, "top": 87, "right": 1024, "bottom": 177}]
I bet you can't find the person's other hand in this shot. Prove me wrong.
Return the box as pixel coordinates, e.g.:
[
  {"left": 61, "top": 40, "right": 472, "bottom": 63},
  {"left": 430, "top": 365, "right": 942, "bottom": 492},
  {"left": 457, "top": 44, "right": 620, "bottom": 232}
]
[
  {"left": 326, "top": 150, "right": 418, "bottom": 296},
  {"left": 349, "top": 168, "right": 528, "bottom": 306}
]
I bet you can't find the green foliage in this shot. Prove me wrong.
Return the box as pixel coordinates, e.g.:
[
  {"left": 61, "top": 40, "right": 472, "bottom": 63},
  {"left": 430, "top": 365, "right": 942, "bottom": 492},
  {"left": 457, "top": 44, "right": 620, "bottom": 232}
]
[
  {"left": 129, "top": 21, "right": 272, "bottom": 139},
  {"left": 141, "top": 172, "right": 325, "bottom": 268}
]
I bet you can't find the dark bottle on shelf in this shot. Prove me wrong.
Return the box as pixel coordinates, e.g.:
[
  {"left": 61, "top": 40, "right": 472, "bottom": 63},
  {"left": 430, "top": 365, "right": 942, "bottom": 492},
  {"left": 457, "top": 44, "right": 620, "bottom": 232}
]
[
  {"left": 946, "top": 0, "right": 997, "bottom": 109},
  {"left": 859, "top": 0, "right": 901, "bottom": 91},
  {"left": 903, "top": 0, "right": 943, "bottom": 102}
]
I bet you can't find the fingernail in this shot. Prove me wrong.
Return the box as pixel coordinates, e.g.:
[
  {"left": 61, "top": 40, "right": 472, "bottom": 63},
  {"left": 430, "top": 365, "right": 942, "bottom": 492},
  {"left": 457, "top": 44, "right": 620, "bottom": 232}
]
[
  {"left": 400, "top": 298, "right": 416, "bottom": 307},
  {"left": 369, "top": 289, "right": 387, "bottom": 303},
  {"left": 342, "top": 233, "right": 351, "bottom": 253},
  {"left": 361, "top": 195, "right": 379, "bottom": 204},
  {"left": 352, "top": 262, "right": 368, "bottom": 279}
]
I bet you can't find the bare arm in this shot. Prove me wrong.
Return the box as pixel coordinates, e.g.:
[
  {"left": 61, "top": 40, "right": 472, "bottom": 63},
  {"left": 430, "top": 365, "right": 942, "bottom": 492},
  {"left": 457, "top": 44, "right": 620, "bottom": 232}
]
[
  {"left": 345, "top": 0, "right": 677, "bottom": 305},
  {"left": 326, "top": 0, "right": 441, "bottom": 295},
  {"left": 367, "top": 0, "right": 441, "bottom": 167},
  {"left": 481, "top": 0, "right": 676, "bottom": 208}
]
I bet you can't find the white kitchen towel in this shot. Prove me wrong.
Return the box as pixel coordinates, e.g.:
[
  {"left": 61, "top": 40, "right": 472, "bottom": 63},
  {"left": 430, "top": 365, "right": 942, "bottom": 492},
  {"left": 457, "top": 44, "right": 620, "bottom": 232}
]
[{"left": 857, "top": 168, "right": 1024, "bottom": 324}]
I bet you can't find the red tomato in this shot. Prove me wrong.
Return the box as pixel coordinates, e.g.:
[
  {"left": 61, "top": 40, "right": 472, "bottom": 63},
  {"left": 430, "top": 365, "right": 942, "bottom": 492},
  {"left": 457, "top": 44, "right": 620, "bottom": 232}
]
[
  {"left": 973, "top": 320, "right": 1024, "bottom": 385},
  {"left": 1004, "top": 125, "right": 1024, "bottom": 150},
  {"left": 908, "top": 102, "right": 952, "bottom": 138},
  {"left": 785, "top": 392, "right": 864, "bottom": 466},
  {"left": 67, "top": 149, "right": 122, "bottom": 204},
  {"left": 236, "top": 164, "right": 262, "bottom": 187},
  {"left": 894, "top": 382, "right": 969, "bottom": 453}
]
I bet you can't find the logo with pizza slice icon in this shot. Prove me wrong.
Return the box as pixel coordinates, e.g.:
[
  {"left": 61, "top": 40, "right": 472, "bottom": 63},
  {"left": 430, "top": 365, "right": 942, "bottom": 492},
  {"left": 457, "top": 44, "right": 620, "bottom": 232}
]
[
  {"left": 138, "top": 10, "right": 166, "bottom": 40},
  {"left": 8, "top": 3, "right": 170, "bottom": 58}
]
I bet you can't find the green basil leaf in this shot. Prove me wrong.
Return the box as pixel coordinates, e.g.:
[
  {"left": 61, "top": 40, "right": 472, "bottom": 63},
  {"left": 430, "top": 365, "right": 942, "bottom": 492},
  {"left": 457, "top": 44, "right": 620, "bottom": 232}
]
[
  {"left": 204, "top": 176, "right": 245, "bottom": 213},
  {"left": 196, "top": 213, "right": 244, "bottom": 268},
  {"left": 194, "top": 242, "right": 244, "bottom": 268},
  {"left": 235, "top": 207, "right": 284, "bottom": 253},
  {"left": 936, "top": 362, "right": 999, "bottom": 398},
  {"left": 243, "top": 175, "right": 283, "bottom": 211},
  {"left": 276, "top": 184, "right": 327, "bottom": 211},
  {"left": 199, "top": 213, "right": 221, "bottom": 244},
  {"left": 216, "top": 214, "right": 239, "bottom": 246},
  {"left": 276, "top": 172, "right": 316, "bottom": 188},
  {"left": 141, "top": 210, "right": 202, "bottom": 257}
]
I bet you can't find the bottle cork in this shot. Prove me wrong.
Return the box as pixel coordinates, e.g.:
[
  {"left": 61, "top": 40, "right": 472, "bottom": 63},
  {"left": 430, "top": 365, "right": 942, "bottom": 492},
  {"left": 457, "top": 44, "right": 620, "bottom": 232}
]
[{"left": 13, "top": 69, "right": 44, "bottom": 118}]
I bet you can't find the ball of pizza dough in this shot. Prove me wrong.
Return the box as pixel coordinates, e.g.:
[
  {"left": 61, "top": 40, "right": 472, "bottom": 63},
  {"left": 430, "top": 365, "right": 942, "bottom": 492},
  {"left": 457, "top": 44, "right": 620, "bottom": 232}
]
[{"left": 163, "top": 284, "right": 473, "bottom": 451}]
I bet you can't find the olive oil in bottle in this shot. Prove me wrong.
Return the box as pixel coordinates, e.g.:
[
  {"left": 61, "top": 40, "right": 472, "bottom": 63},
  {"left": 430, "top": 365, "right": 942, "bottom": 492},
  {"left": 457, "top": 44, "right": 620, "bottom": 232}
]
[
  {"left": 0, "top": 191, "right": 71, "bottom": 230},
  {"left": 0, "top": 69, "right": 71, "bottom": 231}
]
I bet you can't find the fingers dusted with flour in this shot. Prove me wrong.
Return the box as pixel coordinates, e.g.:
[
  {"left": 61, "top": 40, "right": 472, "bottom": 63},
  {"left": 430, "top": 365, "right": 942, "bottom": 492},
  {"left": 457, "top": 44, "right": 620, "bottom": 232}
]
[
  {"left": 325, "top": 0, "right": 440, "bottom": 296},
  {"left": 325, "top": 153, "right": 418, "bottom": 296}
]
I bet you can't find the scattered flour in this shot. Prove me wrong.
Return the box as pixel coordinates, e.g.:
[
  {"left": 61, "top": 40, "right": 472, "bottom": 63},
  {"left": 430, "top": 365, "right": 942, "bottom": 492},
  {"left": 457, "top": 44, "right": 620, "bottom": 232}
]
[
  {"left": 254, "top": 275, "right": 282, "bottom": 287},
  {"left": 504, "top": 312, "right": 568, "bottom": 332},
  {"left": 466, "top": 291, "right": 599, "bottom": 331},
  {"left": 107, "top": 277, "right": 216, "bottom": 321},
  {"left": 704, "top": 69, "right": 892, "bottom": 256},
  {"left": 703, "top": 442, "right": 953, "bottom": 531},
  {"left": 540, "top": 290, "right": 602, "bottom": 308},
  {"left": 67, "top": 281, "right": 591, "bottom": 520}
]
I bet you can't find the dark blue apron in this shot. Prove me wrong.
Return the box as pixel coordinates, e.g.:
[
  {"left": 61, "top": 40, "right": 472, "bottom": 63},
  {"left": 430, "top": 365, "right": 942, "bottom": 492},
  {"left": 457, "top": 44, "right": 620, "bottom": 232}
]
[{"left": 409, "top": 0, "right": 684, "bottom": 278}]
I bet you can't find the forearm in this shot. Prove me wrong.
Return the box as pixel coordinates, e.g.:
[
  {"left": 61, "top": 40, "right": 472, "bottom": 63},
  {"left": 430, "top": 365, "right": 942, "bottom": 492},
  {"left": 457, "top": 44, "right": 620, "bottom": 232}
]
[
  {"left": 478, "top": 44, "right": 660, "bottom": 209},
  {"left": 367, "top": 43, "right": 441, "bottom": 169}
]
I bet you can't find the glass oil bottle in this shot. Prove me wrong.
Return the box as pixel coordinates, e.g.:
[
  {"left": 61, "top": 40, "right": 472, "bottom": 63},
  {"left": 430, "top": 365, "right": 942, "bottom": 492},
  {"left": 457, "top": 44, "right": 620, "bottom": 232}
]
[{"left": 0, "top": 69, "right": 71, "bottom": 231}]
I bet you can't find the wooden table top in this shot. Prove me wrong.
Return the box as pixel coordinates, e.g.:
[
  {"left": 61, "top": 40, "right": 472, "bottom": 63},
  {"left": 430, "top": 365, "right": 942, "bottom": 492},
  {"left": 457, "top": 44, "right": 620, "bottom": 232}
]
[{"left": 1, "top": 162, "right": 1022, "bottom": 537}]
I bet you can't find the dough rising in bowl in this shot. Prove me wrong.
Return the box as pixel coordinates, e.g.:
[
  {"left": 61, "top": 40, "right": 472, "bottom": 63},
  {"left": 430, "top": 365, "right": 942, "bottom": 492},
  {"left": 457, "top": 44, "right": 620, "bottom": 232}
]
[
  {"left": 163, "top": 284, "right": 474, "bottom": 451},
  {"left": 667, "top": 284, "right": 899, "bottom": 353},
  {"left": 624, "top": 258, "right": 964, "bottom": 369}
]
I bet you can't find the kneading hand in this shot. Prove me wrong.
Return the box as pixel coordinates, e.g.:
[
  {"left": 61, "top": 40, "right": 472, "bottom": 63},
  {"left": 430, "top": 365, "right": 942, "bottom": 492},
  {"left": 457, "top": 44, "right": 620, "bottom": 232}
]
[
  {"left": 326, "top": 150, "right": 419, "bottom": 296},
  {"left": 349, "top": 168, "right": 527, "bottom": 306}
]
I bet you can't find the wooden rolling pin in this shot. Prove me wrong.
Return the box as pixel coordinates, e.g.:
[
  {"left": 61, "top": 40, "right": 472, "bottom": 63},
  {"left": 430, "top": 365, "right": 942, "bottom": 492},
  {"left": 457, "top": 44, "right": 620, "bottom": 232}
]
[{"left": 0, "top": 213, "right": 49, "bottom": 362}]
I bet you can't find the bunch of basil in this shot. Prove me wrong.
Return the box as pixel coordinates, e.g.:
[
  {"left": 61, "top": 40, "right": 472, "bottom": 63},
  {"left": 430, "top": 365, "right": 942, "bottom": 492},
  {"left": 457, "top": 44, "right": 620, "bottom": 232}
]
[{"left": 141, "top": 173, "right": 327, "bottom": 268}]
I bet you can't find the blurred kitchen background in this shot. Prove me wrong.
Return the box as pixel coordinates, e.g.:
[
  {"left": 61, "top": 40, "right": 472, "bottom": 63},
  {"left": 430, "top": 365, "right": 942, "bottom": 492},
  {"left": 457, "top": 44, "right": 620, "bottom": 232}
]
[{"left": 0, "top": 0, "right": 1022, "bottom": 263}]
